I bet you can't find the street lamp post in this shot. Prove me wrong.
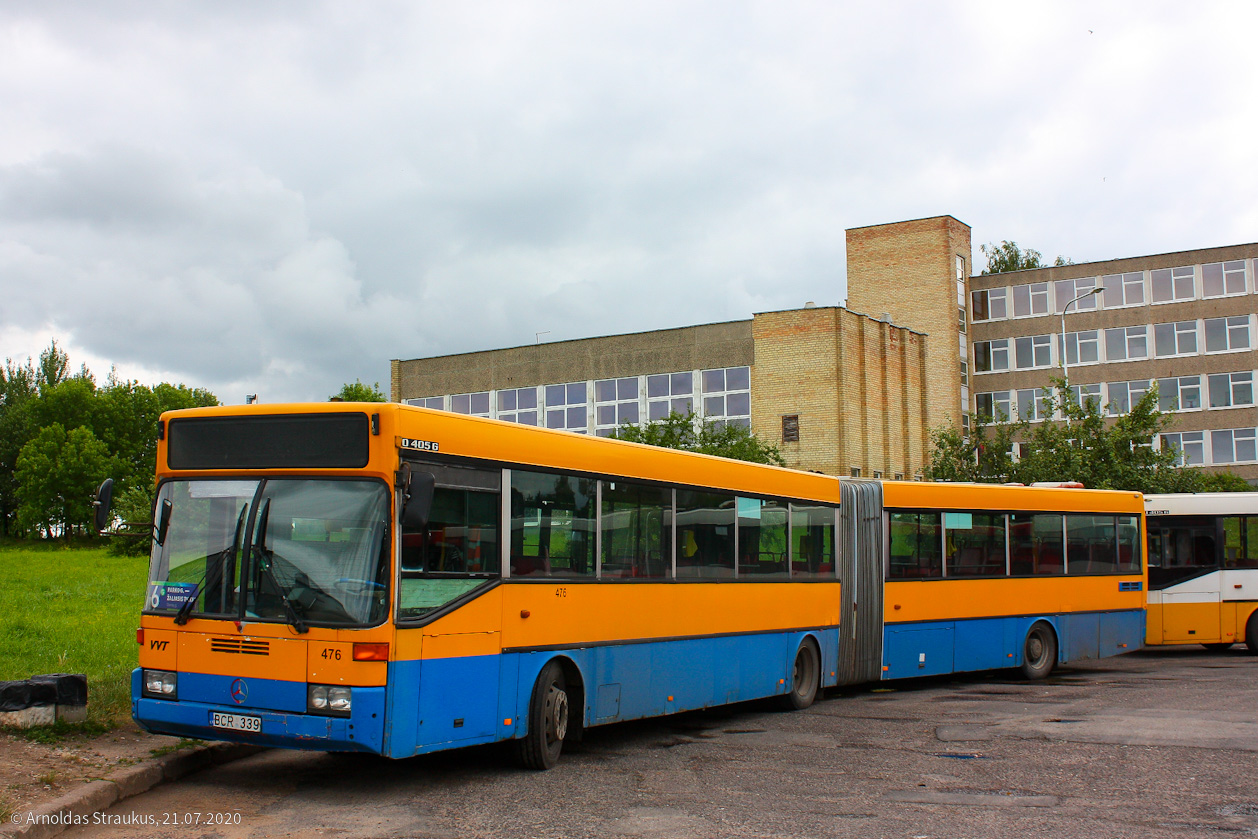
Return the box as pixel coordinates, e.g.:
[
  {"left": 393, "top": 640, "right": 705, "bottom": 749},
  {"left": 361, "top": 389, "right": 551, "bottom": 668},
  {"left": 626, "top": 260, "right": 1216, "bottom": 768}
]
[{"left": 1060, "top": 286, "right": 1104, "bottom": 414}]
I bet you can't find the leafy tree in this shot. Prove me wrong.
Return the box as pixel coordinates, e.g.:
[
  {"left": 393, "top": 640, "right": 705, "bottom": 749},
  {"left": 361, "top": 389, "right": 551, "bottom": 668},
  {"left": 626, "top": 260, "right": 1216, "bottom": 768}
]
[
  {"left": 0, "top": 340, "right": 218, "bottom": 538},
  {"left": 333, "top": 380, "right": 387, "bottom": 402},
  {"left": 927, "top": 377, "right": 1249, "bottom": 492},
  {"left": 980, "top": 241, "right": 1073, "bottom": 274},
  {"left": 0, "top": 356, "right": 39, "bottom": 536},
  {"left": 14, "top": 423, "right": 115, "bottom": 540},
  {"left": 610, "top": 411, "right": 785, "bottom": 467}
]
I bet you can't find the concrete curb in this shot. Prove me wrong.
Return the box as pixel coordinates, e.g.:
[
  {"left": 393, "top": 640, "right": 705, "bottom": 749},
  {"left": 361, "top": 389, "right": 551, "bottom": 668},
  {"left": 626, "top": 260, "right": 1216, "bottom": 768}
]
[{"left": 3, "top": 743, "right": 265, "bottom": 839}]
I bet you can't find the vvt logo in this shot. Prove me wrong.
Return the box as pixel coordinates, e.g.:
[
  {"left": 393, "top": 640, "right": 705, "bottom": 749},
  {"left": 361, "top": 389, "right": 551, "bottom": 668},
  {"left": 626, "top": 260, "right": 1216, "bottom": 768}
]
[{"left": 230, "top": 678, "right": 249, "bottom": 704}]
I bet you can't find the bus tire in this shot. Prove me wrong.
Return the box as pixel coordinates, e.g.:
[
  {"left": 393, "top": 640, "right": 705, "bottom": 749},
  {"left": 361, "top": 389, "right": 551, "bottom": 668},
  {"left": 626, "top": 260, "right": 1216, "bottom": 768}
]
[
  {"left": 1203, "top": 643, "right": 1234, "bottom": 651},
  {"left": 1247, "top": 614, "right": 1258, "bottom": 654},
  {"left": 515, "top": 660, "right": 569, "bottom": 770},
  {"left": 1020, "top": 622, "right": 1057, "bottom": 680},
  {"left": 777, "top": 638, "right": 821, "bottom": 711}
]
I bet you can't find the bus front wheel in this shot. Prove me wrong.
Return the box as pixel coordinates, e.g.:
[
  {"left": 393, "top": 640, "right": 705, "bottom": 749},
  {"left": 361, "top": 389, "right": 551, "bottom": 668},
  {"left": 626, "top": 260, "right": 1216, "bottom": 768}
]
[
  {"left": 1247, "top": 614, "right": 1258, "bottom": 654},
  {"left": 777, "top": 638, "right": 821, "bottom": 711},
  {"left": 515, "top": 660, "right": 569, "bottom": 770},
  {"left": 1020, "top": 622, "right": 1057, "bottom": 680}
]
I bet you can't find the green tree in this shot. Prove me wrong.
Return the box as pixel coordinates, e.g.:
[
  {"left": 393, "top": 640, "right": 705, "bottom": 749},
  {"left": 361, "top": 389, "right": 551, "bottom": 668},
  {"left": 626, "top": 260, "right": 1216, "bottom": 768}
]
[
  {"left": 333, "top": 380, "right": 387, "bottom": 402},
  {"left": 926, "top": 377, "right": 1249, "bottom": 492},
  {"left": 14, "top": 423, "right": 114, "bottom": 540},
  {"left": 0, "top": 355, "right": 39, "bottom": 535},
  {"left": 980, "top": 240, "right": 1073, "bottom": 274},
  {"left": 610, "top": 411, "right": 785, "bottom": 467}
]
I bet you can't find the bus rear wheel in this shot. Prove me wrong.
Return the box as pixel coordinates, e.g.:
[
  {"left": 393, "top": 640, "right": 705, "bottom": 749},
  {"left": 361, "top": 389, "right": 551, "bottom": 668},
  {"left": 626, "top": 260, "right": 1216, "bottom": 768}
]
[
  {"left": 1203, "top": 643, "right": 1234, "bottom": 651},
  {"left": 1247, "top": 615, "right": 1258, "bottom": 654},
  {"left": 515, "top": 661, "right": 569, "bottom": 770},
  {"left": 777, "top": 638, "right": 821, "bottom": 711},
  {"left": 1020, "top": 622, "right": 1057, "bottom": 680}
]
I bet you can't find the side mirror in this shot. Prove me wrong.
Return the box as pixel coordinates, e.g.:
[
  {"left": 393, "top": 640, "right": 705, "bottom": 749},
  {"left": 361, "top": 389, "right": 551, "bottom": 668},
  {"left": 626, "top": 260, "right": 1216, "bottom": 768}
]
[
  {"left": 155, "top": 499, "right": 173, "bottom": 546},
  {"left": 398, "top": 465, "right": 435, "bottom": 531},
  {"left": 93, "top": 479, "right": 114, "bottom": 533}
]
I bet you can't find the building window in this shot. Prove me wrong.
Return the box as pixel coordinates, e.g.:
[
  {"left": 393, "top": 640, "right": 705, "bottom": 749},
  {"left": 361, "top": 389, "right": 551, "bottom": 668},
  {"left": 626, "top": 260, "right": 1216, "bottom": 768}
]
[
  {"left": 975, "top": 391, "right": 1012, "bottom": 421},
  {"left": 701, "top": 366, "right": 751, "bottom": 429},
  {"left": 1108, "top": 380, "right": 1152, "bottom": 415},
  {"left": 1060, "top": 330, "right": 1100, "bottom": 365},
  {"left": 782, "top": 414, "right": 800, "bottom": 443},
  {"left": 1161, "top": 432, "right": 1206, "bottom": 466},
  {"left": 594, "top": 377, "right": 640, "bottom": 436},
  {"left": 1150, "top": 266, "right": 1195, "bottom": 303},
  {"left": 451, "top": 392, "right": 491, "bottom": 416},
  {"left": 1209, "top": 372, "right": 1255, "bottom": 409},
  {"left": 1017, "top": 388, "right": 1053, "bottom": 421},
  {"left": 1102, "top": 272, "right": 1145, "bottom": 308},
  {"left": 1070, "top": 383, "right": 1102, "bottom": 411},
  {"left": 647, "top": 371, "right": 694, "bottom": 420},
  {"left": 1157, "top": 376, "right": 1202, "bottom": 412},
  {"left": 1205, "top": 316, "right": 1251, "bottom": 353},
  {"left": 1011, "top": 283, "right": 1050, "bottom": 317},
  {"left": 1104, "top": 326, "right": 1148, "bottom": 361},
  {"left": 1153, "top": 321, "right": 1198, "bottom": 357},
  {"left": 544, "top": 382, "right": 588, "bottom": 432},
  {"left": 1212, "top": 428, "right": 1258, "bottom": 465},
  {"left": 1202, "top": 261, "right": 1247, "bottom": 298},
  {"left": 1055, "top": 278, "right": 1098, "bottom": 313},
  {"left": 407, "top": 396, "right": 445, "bottom": 410},
  {"left": 971, "top": 288, "right": 1008, "bottom": 322},
  {"left": 497, "top": 387, "right": 540, "bottom": 426},
  {"left": 1014, "top": 335, "right": 1052, "bottom": 369},
  {"left": 958, "top": 307, "right": 967, "bottom": 333},
  {"left": 850, "top": 467, "right": 861, "bottom": 478},
  {"left": 960, "top": 361, "right": 968, "bottom": 386}
]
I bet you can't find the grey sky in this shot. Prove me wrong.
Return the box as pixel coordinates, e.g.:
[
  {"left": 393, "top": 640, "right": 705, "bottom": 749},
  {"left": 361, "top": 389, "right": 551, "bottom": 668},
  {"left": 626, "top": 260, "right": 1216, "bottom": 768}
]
[{"left": 2, "top": 2, "right": 1255, "bottom": 403}]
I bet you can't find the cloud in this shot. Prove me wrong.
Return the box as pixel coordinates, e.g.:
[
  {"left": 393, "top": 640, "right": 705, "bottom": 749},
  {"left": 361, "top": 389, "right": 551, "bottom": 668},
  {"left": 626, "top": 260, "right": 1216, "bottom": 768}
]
[{"left": 1, "top": 2, "right": 1256, "bottom": 403}]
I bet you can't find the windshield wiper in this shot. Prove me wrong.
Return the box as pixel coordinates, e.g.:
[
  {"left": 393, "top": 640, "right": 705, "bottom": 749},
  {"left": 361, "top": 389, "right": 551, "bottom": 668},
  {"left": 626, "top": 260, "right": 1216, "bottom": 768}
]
[
  {"left": 174, "top": 506, "right": 248, "bottom": 625},
  {"left": 251, "top": 499, "right": 308, "bottom": 634}
]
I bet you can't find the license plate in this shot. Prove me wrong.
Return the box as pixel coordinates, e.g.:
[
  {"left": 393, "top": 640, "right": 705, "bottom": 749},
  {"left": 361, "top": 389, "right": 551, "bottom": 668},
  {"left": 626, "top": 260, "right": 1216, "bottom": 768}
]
[{"left": 211, "top": 712, "right": 262, "bottom": 733}]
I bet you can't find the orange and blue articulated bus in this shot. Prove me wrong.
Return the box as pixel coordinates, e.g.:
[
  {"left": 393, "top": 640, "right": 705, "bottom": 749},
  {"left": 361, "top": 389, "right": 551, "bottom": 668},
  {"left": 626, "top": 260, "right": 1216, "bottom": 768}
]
[{"left": 131, "top": 403, "right": 1146, "bottom": 768}]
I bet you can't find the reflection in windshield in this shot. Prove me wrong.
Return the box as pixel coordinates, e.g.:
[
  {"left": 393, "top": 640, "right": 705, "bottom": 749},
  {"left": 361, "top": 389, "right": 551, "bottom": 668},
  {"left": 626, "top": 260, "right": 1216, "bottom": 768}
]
[{"left": 147, "top": 479, "right": 391, "bottom": 627}]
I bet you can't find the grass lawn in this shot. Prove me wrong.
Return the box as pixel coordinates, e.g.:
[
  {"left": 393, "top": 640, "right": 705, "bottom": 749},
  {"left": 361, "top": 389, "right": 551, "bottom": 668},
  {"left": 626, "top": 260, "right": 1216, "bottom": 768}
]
[{"left": 0, "top": 540, "right": 148, "bottom": 728}]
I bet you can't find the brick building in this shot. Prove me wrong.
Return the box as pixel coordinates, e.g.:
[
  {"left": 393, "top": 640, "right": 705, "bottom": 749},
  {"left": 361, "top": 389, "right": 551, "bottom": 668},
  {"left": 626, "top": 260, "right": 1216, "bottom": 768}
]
[{"left": 391, "top": 215, "right": 1258, "bottom": 481}]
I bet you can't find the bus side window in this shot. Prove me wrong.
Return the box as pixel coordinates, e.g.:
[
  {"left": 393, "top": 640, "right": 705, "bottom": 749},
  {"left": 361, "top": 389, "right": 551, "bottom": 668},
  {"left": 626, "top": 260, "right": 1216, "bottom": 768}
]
[
  {"left": 1010, "top": 513, "right": 1063, "bottom": 576},
  {"left": 675, "top": 490, "right": 735, "bottom": 579},
  {"left": 1243, "top": 518, "right": 1258, "bottom": 569},
  {"left": 509, "top": 470, "right": 595, "bottom": 578},
  {"left": 888, "top": 511, "right": 942, "bottom": 579},
  {"left": 601, "top": 480, "right": 672, "bottom": 579},
  {"left": 1224, "top": 517, "right": 1244, "bottom": 568}
]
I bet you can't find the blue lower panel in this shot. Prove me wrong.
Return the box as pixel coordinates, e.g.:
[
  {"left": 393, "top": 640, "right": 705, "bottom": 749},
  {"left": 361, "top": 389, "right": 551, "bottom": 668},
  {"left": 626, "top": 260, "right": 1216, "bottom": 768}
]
[
  {"left": 882, "top": 609, "right": 1144, "bottom": 680},
  {"left": 131, "top": 669, "right": 385, "bottom": 753},
  {"left": 381, "top": 628, "right": 839, "bottom": 757}
]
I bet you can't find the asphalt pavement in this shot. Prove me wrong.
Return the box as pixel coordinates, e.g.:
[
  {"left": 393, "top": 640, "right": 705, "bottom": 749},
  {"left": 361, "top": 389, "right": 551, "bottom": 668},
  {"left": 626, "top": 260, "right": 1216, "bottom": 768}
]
[{"left": 51, "top": 646, "right": 1258, "bottom": 839}]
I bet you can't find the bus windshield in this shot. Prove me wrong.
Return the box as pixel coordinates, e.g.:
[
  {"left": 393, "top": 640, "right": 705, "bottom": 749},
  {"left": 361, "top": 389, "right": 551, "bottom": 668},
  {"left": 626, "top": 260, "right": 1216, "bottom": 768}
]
[{"left": 146, "top": 478, "right": 391, "bottom": 628}]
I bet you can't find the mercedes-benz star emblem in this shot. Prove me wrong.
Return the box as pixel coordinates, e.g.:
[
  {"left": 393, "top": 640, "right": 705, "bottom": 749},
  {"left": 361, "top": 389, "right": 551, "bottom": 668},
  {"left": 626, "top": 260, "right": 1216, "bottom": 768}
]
[{"left": 230, "top": 678, "right": 248, "bottom": 704}]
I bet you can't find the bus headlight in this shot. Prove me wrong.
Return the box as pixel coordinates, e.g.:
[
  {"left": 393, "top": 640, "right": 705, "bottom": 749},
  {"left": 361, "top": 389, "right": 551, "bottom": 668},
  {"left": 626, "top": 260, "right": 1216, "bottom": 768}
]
[
  {"left": 307, "top": 684, "right": 351, "bottom": 717},
  {"left": 142, "top": 670, "right": 178, "bottom": 699}
]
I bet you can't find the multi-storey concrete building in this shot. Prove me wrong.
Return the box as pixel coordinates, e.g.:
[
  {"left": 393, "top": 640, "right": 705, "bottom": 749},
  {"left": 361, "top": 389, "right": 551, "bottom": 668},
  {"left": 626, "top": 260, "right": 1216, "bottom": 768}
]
[
  {"left": 391, "top": 215, "right": 1258, "bottom": 481},
  {"left": 967, "top": 243, "right": 1258, "bottom": 481}
]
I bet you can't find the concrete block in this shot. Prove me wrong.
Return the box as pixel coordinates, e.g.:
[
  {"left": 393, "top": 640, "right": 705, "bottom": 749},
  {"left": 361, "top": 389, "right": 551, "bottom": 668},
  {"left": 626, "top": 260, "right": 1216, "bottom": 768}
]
[
  {"left": 0, "top": 705, "right": 55, "bottom": 729},
  {"left": 107, "top": 762, "right": 163, "bottom": 799}
]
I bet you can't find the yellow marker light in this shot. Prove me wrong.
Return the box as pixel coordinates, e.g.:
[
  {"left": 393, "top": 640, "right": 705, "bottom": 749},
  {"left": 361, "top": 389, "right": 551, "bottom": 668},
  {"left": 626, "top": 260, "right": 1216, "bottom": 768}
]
[
  {"left": 667, "top": 696, "right": 673, "bottom": 702},
  {"left": 778, "top": 679, "right": 785, "bottom": 685},
  {"left": 504, "top": 718, "right": 513, "bottom": 726}
]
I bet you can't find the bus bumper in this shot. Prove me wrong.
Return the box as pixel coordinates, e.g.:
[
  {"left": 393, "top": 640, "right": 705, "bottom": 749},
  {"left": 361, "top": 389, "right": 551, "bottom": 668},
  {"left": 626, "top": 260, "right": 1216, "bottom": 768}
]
[{"left": 131, "top": 669, "right": 385, "bottom": 754}]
